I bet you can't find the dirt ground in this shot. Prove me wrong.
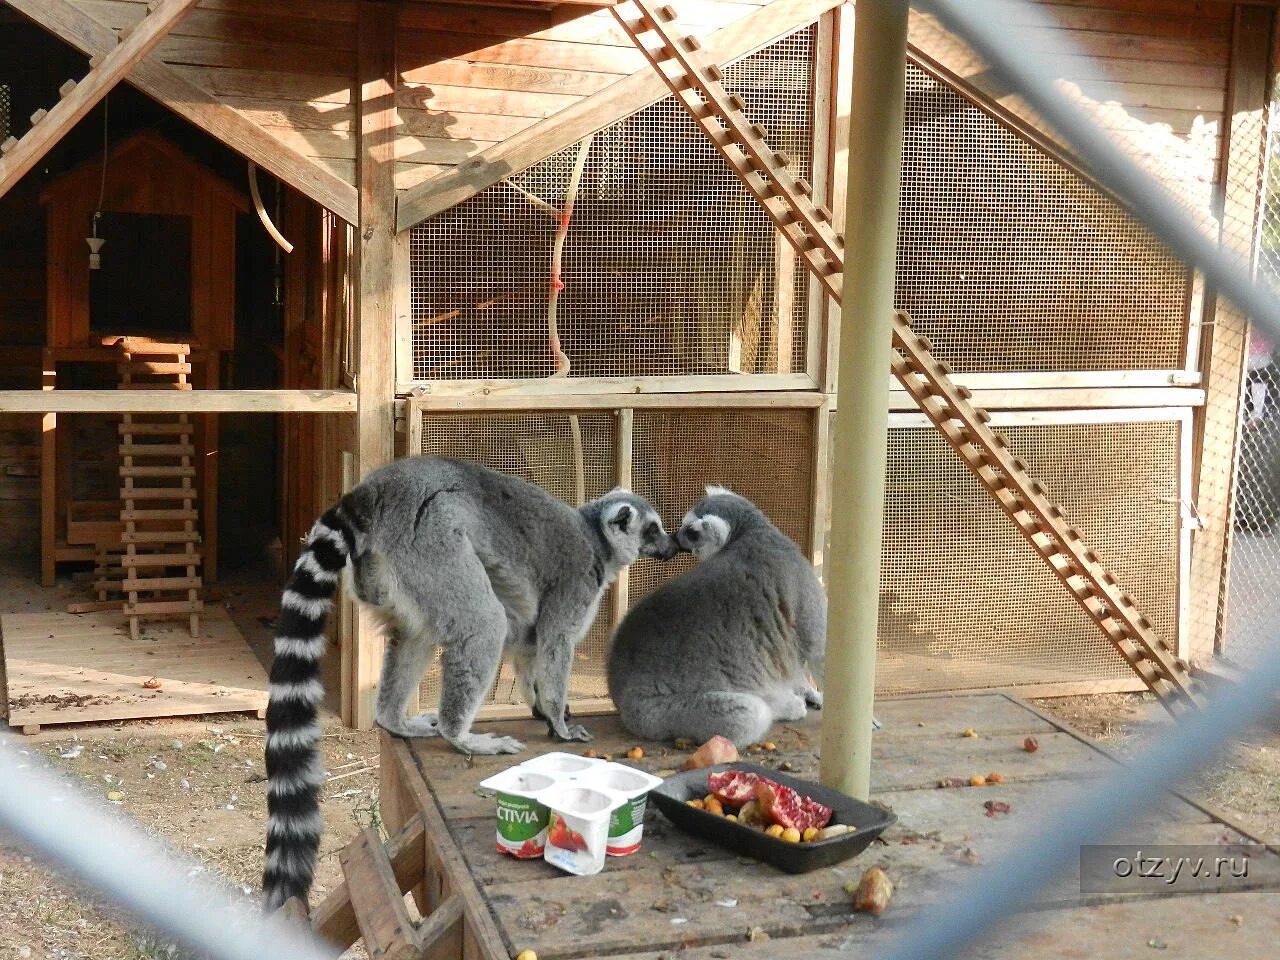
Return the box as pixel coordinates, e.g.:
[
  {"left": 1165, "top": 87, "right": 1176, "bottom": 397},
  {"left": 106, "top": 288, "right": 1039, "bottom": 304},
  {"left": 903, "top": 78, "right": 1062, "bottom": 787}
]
[
  {"left": 1030, "top": 691, "right": 1280, "bottom": 843},
  {"left": 0, "top": 712, "right": 379, "bottom": 960}
]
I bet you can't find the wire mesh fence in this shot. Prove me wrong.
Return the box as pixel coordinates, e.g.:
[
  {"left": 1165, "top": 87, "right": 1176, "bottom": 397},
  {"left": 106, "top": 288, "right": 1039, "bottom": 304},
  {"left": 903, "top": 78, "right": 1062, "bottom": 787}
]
[
  {"left": 6, "top": 1, "right": 1280, "bottom": 959},
  {"left": 1216, "top": 65, "right": 1280, "bottom": 671}
]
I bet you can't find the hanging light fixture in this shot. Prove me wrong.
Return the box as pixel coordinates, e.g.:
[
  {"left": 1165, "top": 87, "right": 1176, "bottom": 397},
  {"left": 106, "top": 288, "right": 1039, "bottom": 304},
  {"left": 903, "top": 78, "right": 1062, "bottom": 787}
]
[
  {"left": 86, "top": 96, "right": 109, "bottom": 269},
  {"left": 86, "top": 212, "right": 104, "bottom": 270}
]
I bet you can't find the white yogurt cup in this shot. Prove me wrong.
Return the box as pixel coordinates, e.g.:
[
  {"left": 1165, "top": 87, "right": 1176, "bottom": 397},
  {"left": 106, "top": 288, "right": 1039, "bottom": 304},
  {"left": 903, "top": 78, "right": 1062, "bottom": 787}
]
[
  {"left": 579, "top": 763, "right": 665, "bottom": 856},
  {"left": 539, "top": 784, "right": 626, "bottom": 876},
  {"left": 517, "top": 751, "right": 606, "bottom": 778},
  {"left": 477, "top": 768, "right": 558, "bottom": 859}
]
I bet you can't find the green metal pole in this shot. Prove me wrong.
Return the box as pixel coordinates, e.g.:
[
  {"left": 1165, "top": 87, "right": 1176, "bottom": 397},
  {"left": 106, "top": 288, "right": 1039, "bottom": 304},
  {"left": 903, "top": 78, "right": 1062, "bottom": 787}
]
[{"left": 819, "top": 0, "right": 909, "bottom": 801}]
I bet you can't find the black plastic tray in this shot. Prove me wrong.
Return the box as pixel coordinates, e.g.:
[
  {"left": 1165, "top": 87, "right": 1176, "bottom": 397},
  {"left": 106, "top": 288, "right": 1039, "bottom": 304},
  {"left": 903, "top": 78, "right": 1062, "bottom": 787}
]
[{"left": 649, "top": 762, "right": 895, "bottom": 874}]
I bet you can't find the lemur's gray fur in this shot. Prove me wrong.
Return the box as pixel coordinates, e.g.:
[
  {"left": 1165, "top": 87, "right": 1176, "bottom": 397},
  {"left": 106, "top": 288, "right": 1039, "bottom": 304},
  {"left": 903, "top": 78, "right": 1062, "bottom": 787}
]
[
  {"left": 262, "top": 456, "right": 675, "bottom": 910},
  {"left": 607, "top": 487, "right": 825, "bottom": 748}
]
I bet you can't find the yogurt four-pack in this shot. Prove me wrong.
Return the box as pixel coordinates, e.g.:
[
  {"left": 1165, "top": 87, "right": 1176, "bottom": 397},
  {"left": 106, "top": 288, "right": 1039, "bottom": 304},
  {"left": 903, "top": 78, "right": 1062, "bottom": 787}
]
[{"left": 479, "top": 752, "right": 663, "bottom": 875}]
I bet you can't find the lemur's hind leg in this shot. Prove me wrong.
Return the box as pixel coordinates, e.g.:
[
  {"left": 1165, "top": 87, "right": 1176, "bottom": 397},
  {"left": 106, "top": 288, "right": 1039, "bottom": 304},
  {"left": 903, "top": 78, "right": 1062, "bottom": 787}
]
[
  {"left": 422, "top": 532, "right": 523, "bottom": 756},
  {"left": 374, "top": 617, "right": 439, "bottom": 739}
]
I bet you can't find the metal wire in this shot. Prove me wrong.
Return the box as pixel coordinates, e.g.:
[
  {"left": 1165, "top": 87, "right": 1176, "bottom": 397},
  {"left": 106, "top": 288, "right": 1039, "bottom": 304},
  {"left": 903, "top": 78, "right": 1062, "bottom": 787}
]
[
  {"left": 0, "top": 734, "right": 335, "bottom": 960},
  {"left": 407, "top": 28, "right": 816, "bottom": 382},
  {"left": 875, "top": 0, "right": 1280, "bottom": 956},
  {"left": 897, "top": 64, "right": 1188, "bottom": 373}
]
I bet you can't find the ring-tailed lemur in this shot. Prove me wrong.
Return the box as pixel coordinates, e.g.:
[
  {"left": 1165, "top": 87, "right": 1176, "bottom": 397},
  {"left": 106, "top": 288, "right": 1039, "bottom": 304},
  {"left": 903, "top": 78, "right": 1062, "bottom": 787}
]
[
  {"left": 607, "top": 487, "right": 825, "bottom": 748},
  {"left": 262, "top": 456, "right": 675, "bottom": 910}
]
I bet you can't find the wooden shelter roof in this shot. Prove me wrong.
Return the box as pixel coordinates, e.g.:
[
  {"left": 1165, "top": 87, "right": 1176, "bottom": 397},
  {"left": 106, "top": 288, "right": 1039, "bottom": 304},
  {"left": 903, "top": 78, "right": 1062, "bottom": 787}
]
[{"left": 5, "top": 0, "right": 1251, "bottom": 229}]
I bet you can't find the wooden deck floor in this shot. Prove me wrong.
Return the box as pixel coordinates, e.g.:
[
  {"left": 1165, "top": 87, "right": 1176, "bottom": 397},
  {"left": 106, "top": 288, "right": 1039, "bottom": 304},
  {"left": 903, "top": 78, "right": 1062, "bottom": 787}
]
[
  {"left": 1, "top": 606, "right": 268, "bottom": 731},
  {"left": 390, "top": 693, "right": 1280, "bottom": 959}
]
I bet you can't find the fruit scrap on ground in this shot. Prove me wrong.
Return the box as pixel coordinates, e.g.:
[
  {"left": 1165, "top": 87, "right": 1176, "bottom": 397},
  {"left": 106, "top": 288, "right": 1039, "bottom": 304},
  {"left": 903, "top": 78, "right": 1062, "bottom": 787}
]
[
  {"left": 983, "top": 800, "right": 1012, "bottom": 818},
  {"left": 627, "top": 746, "right": 645, "bottom": 760},
  {"left": 680, "top": 735, "right": 739, "bottom": 771},
  {"left": 986, "top": 771, "right": 1004, "bottom": 784},
  {"left": 142, "top": 677, "right": 162, "bottom": 690},
  {"left": 852, "top": 867, "right": 894, "bottom": 915},
  {"left": 1023, "top": 736, "right": 1039, "bottom": 752},
  {"left": 968, "top": 775, "right": 987, "bottom": 787},
  {"left": 961, "top": 728, "right": 978, "bottom": 738}
]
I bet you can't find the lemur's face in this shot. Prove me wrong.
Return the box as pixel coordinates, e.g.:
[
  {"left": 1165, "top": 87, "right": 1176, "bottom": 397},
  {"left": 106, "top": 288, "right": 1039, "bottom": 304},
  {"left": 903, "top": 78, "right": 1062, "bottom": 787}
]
[
  {"left": 677, "top": 487, "right": 738, "bottom": 559},
  {"left": 601, "top": 494, "right": 679, "bottom": 563}
]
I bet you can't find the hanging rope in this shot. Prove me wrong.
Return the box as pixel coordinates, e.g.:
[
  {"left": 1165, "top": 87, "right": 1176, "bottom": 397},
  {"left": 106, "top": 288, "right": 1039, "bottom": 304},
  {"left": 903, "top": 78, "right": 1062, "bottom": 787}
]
[{"left": 248, "top": 161, "right": 294, "bottom": 253}]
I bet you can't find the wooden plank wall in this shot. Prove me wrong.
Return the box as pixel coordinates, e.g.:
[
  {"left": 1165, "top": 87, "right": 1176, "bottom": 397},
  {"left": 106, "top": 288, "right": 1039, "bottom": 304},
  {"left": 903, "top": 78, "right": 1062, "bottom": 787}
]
[
  {"left": 72, "top": 0, "right": 361, "bottom": 184},
  {"left": 392, "top": 0, "right": 765, "bottom": 190},
  {"left": 68, "top": 0, "right": 772, "bottom": 194},
  {"left": 908, "top": 0, "right": 1233, "bottom": 214}
]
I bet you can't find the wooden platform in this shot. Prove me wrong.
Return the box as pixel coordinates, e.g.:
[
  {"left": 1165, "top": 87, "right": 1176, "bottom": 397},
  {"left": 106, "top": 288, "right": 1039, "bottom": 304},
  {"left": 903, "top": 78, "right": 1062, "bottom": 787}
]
[
  {"left": 1, "top": 606, "right": 267, "bottom": 732},
  {"left": 332, "top": 693, "right": 1280, "bottom": 960}
]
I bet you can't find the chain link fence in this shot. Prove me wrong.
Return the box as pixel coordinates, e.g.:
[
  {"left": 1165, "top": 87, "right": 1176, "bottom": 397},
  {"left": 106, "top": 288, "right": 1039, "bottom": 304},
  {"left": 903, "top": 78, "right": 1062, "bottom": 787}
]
[{"left": 1223, "top": 89, "right": 1280, "bottom": 669}]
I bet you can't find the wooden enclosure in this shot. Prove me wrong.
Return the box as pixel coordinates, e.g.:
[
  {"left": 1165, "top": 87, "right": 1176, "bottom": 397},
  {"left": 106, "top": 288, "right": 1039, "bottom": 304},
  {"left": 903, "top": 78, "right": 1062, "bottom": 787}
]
[
  {"left": 0, "top": 0, "right": 1274, "bottom": 729},
  {"left": 36, "top": 133, "right": 244, "bottom": 586}
]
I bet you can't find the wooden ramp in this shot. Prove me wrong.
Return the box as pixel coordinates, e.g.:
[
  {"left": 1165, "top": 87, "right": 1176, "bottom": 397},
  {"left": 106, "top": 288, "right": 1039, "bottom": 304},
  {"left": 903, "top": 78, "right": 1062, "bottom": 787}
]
[
  {"left": 1, "top": 606, "right": 267, "bottom": 733},
  {"left": 305, "top": 696, "right": 1280, "bottom": 960},
  {"left": 612, "top": 0, "right": 1199, "bottom": 716}
]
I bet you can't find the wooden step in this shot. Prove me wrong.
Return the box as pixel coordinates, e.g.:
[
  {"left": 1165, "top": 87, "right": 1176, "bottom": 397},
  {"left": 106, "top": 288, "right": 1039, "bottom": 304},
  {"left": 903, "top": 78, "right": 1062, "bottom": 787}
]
[
  {"left": 119, "top": 465, "right": 196, "bottom": 478},
  {"left": 123, "top": 599, "right": 204, "bottom": 616},
  {"left": 119, "top": 552, "right": 202, "bottom": 568},
  {"left": 121, "top": 576, "right": 203, "bottom": 592},
  {"left": 119, "top": 487, "right": 197, "bottom": 500},
  {"left": 115, "top": 338, "right": 193, "bottom": 356},
  {"left": 117, "top": 444, "right": 195, "bottom": 458},
  {"left": 117, "top": 422, "right": 193, "bottom": 435},
  {"left": 121, "top": 508, "right": 199, "bottom": 522},
  {"left": 118, "top": 361, "right": 192, "bottom": 376},
  {"left": 120, "top": 530, "right": 201, "bottom": 545}
]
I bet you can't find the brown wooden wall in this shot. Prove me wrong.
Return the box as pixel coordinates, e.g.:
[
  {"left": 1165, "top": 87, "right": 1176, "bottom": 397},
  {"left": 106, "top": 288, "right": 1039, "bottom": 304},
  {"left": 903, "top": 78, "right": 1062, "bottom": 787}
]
[
  {"left": 278, "top": 194, "right": 354, "bottom": 571},
  {"left": 41, "top": 131, "right": 245, "bottom": 350}
]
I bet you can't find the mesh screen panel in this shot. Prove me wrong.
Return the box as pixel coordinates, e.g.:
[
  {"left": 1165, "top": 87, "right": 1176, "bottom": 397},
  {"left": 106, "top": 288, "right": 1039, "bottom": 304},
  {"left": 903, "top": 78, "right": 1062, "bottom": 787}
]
[
  {"left": 896, "top": 65, "right": 1189, "bottom": 372},
  {"left": 0, "top": 84, "right": 10, "bottom": 142},
  {"left": 1223, "top": 333, "right": 1280, "bottom": 668},
  {"left": 414, "top": 412, "right": 618, "bottom": 707},
  {"left": 629, "top": 408, "right": 816, "bottom": 604},
  {"left": 878, "top": 419, "right": 1181, "bottom": 693},
  {"left": 408, "top": 28, "right": 816, "bottom": 381}
]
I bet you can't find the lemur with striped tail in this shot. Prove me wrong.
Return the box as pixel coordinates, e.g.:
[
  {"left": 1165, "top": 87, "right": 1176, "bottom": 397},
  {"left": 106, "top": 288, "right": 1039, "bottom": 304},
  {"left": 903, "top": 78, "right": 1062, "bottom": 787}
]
[{"left": 261, "top": 456, "right": 677, "bottom": 911}]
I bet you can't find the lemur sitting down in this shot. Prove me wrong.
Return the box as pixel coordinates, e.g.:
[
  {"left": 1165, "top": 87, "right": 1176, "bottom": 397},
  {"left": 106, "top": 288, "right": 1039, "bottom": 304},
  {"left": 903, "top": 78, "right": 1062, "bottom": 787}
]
[{"left": 607, "top": 487, "right": 826, "bottom": 748}]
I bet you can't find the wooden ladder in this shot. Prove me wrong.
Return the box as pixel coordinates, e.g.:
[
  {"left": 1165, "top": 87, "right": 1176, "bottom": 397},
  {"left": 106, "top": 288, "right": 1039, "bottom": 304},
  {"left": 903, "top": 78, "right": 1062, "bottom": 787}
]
[
  {"left": 115, "top": 339, "right": 203, "bottom": 640},
  {"left": 613, "top": 0, "right": 1199, "bottom": 715}
]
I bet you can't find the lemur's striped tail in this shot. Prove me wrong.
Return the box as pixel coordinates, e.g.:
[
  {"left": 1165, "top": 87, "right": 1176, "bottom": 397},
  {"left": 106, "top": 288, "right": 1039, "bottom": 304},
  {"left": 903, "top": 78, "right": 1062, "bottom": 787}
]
[{"left": 261, "top": 503, "right": 357, "bottom": 912}]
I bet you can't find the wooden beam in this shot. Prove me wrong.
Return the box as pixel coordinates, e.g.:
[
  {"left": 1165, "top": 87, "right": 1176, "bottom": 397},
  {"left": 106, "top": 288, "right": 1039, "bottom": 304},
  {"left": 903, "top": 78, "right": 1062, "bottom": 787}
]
[
  {"left": 5, "top": 0, "right": 358, "bottom": 223},
  {"left": 0, "top": 390, "right": 357, "bottom": 413},
  {"left": 407, "top": 390, "right": 827, "bottom": 413},
  {"left": 0, "top": 0, "right": 198, "bottom": 200},
  {"left": 350, "top": 0, "right": 399, "bottom": 731},
  {"left": 1188, "top": 5, "right": 1276, "bottom": 663},
  {"left": 395, "top": 0, "right": 843, "bottom": 230}
]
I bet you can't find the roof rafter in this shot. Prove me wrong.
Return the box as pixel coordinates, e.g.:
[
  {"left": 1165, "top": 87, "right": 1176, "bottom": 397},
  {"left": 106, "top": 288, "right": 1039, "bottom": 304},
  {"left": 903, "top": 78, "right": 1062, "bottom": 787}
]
[
  {"left": 5, "top": 0, "right": 359, "bottom": 223},
  {"left": 0, "top": 0, "right": 200, "bottom": 201},
  {"left": 395, "top": 0, "right": 842, "bottom": 232}
]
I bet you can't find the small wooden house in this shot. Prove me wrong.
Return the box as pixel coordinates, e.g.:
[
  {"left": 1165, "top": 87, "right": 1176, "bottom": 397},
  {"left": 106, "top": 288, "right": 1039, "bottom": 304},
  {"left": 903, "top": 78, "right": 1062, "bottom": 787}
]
[{"left": 0, "top": 0, "right": 1273, "bottom": 734}]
